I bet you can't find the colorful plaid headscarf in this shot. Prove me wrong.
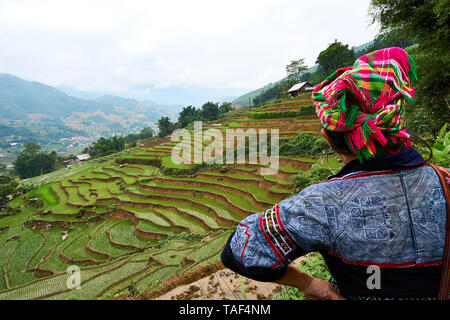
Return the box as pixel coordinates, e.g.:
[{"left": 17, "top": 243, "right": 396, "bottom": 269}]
[{"left": 312, "top": 47, "right": 417, "bottom": 162}]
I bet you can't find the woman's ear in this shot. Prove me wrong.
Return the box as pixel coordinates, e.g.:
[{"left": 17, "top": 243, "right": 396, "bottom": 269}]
[{"left": 320, "top": 128, "right": 335, "bottom": 150}]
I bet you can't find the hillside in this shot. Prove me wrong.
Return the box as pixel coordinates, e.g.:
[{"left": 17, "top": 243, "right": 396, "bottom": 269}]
[
  {"left": 0, "top": 93, "right": 340, "bottom": 299},
  {"left": 0, "top": 74, "right": 97, "bottom": 120},
  {"left": 0, "top": 74, "right": 182, "bottom": 156},
  {"left": 0, "top": 74, "right": 180, "bottom": 122},
  {"left": 94, "top": 95, "right": 181, "bottom": 122}
]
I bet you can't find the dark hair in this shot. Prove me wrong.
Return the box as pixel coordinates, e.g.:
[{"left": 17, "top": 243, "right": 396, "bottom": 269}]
[
  {"left": 324, "top": 129, "right": 353, "bottom": 155},
  {"left": 325, "top": 128, "right": 433, "bottom": 161}
]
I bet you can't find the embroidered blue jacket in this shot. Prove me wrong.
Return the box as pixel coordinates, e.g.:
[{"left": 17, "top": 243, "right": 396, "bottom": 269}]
[{"left": 221, "top": 148, "right": 448, "bottom": 298}]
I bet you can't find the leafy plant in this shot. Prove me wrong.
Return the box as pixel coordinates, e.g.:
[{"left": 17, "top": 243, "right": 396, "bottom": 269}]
[
  {"left": 240, "top": 276, "right": 247, "bottom": 300},
  {"left": 77, "top": 207, "right": 86, "bottom": 218},
  {"left": 297, "top": 104, "right": 316, "bottom": 116},
  {"left": 293, "top": 166, "right": 332, "bottom": 193},
  {"left": 247, "top": 105, "right": 316, "bottom": 120},
  {"left": 128, "top": 282, "right": 139, "bottom": 297},
  {"left": 431, "top": 124, "right": 450, "bottom": 167},
  {"left": 280, "top": 134, "right": 329, "bottom": 157},
  {"left": 273, "top": 253, "right": 331, "bottom": 300}
]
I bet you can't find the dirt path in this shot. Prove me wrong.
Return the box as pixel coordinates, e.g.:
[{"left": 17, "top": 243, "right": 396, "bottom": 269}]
[
  {"left": 155, "top": 257, "right": 305, "bottom": 300},
  {"left": 155, "top": 268, "right": 282, "bottom": 300}
]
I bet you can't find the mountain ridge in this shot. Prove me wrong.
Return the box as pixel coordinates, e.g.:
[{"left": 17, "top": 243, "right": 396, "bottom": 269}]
[
  {"left": 0, "top": 73, "right": 183, "bottom": 156},
  {"left": 0, "top": 73, "right": 182, "bottom": 121}
]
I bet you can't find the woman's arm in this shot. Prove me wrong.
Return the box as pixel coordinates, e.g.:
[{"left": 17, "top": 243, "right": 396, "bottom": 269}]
[
  {"left": 221, "top": 194, "right": 344, "bottom": 300},
  {"left": 274, "top": 264, "right": 346, "bottom": 300}
]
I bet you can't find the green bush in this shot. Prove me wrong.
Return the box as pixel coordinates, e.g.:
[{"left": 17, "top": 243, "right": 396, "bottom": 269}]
[
  {"left": 247, "top": 105, "right": 316, "bottom": 119},
  {"left": 77, "top": 207, "right": 86, "bottom": 218},
  {"left": 280, "top": 134, "right": 329, "bottom": 156},
  {"left": 161, "top": 163, "right": 223, "bottom": 177},
  {"left": 247, "top": 110, "right": 299, "bottom": 119},
  {"left": 298, "top": 104, "right": 316, "bottom": 116},
  {"left": 137, "top": 177, "right": 154, "bottom": 184},
  {"left": 431, "top": 124, "right": 450, "bottom": 167},
  {"left": 293, "top": 166, "right": 332, "bottom": 193},
  {"left": 273, "top": 253, "right": 331, "bottom": 300},
  {"left": 115, "top": 156, "right": 162, "bottom": 167}
]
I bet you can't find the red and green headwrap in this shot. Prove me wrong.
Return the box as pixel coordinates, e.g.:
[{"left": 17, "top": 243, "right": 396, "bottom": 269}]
[{"left": 312, "top": 47, "right": 417, "bottom": 162}]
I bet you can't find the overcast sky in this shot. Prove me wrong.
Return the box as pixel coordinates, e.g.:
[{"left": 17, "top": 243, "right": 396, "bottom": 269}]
[{"left": 0, "top": 0, "right": 378, "bottom": 105}]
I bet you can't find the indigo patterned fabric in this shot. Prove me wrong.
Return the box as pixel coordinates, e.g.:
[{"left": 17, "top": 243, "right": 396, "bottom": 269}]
[
  {"left": 230, "top": 204, "right": 299, "bottom": 271},
  {"left": 231, "top": 165, "right": 446, "bottom": 272},
  {"left": 222, "top": 148, "right": 449, "bottom": 297}
]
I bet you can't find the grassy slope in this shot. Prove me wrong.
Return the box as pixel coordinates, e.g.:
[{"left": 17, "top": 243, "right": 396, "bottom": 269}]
[{"left": 0, "top": 92, "right": 340, "bottom": 299}]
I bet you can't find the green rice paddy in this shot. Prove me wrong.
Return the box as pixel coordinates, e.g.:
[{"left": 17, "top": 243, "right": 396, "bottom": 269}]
[{"left": 0, "top": 93, "right": 340, "bottom": 299}]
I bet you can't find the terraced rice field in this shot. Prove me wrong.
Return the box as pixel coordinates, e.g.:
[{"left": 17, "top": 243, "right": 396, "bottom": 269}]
[{"left": 0, "top": 93, "right": 340, "bottom": 299}]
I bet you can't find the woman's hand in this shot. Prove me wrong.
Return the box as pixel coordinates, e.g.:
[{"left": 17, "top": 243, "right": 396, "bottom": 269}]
[
  {"left": 274, "top": 264, "right": 346, "bottom": 300},
  {"left": 302, "top": 277, "right": 346, "bottom": 300}
]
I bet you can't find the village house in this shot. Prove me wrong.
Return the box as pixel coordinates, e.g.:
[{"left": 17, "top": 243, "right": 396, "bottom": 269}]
[
  {"left": 75, "top": 154, "right": 91, "bottom": 162},
  {"left": 287, "top": 81, "right": 314, "bottom": 97}
]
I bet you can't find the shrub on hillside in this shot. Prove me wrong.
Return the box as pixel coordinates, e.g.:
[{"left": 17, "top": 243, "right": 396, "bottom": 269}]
[
  {"left": 115, "top": 156, "right": 162, "bottom": 167},
  {"left": 137, "top": 177, "right": 154, "bottom": 184},
  {"left": 298, "top": 104, "right": 316, "bottom": 116},
  {"left": 293, "top": 166, "right": 332, "bottom": 193},
  {"left": 154, "top": 234, "right": 204, "bottom": 249},
  {"left": 431, "top": 124, "right": 450, "bottom": 167},
  {"left": 280, "top": 134, "right": 329, "bottom": 156},
  {"left": 247, "top": 110, "right": 299, "bottom": 119},
  {"left": 161, "top": 163, "right": 223, "bottom": 177},
  {"left": 14, "top": 142, "right": 57, "bottom": 179},
  {"left": 247, "top": 105, "right": 316, "bottom": 119}
]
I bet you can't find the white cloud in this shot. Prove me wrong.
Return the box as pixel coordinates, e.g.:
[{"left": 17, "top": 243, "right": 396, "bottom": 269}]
[{"left": 0, "top": 0, "right": 378, "bottom": 104}]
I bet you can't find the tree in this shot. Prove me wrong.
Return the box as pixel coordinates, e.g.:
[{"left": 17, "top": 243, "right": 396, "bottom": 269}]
[
  {"left": 219, "top": 102, "right": 233, "bottom": 114},
  {"left": 137, "top": 127, "right": 154, "bottom": 139},
  {"left": 87, "top": 135, "right": 127, "bottom": 158},
  {"left": 201, "top": 102, "right": 219, "bottom": 121},
  {"left": 178, "top": 106, "right": 203, "bottom": 128},
  {"left": 23, "top": 142, "right": 41, "bottom": 155},
  {"left": 252, "top": 83, "right": 287, "bottom": 107},
  {"left": 124, "top": 127, "right": 155, "bottom": 144},
  {"left": 369, "top": 0, "right": 450, "bottom": 136},
  {"left": 362, "top": 28, "right": 417, "bottom": 54},
  {"left": 0, "top": 174, "right": 18, "bottom": 206},
  {"left": 13, "top": 143, "right": 57, "bottom": 179},
  {"left": 316, "top": 40, "right": 355, "bottom": 76},
  {"left": 286, "top": 58, "right": 308, "bottom": 82},
  {"left": 157, "top": 117, "right": 177, "bottom": 138},
  {"left": 0, "top": 163, "right": 5, "bottom": 174}
]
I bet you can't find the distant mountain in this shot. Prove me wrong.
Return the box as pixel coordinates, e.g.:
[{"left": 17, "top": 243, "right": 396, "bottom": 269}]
[
  {"left": 0, "top": 74, "right": 181, "bottom": 122},
  {"left": 231, "top": 82, "right": 279, "bottom": 108},
  {"left": 0, "top": 73, "right": 108, "bottom": 120},
  {"left": 353, "top": 40, "right": 375, "bottom": 54},
  {"left": 0, "top": 74, "right": 185, "bottom": 155},
  {"left": 97, "top": 95, "right": 182, "bottom": 121},
  {"left": 96, "top": 94, "right": 140, "bottom": 110},
  {"left": 56, "top": 86, "right": 105, "bottom": 101},
  {"left": 216, "top": 96, "right": 238, "bottom": 104}
]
